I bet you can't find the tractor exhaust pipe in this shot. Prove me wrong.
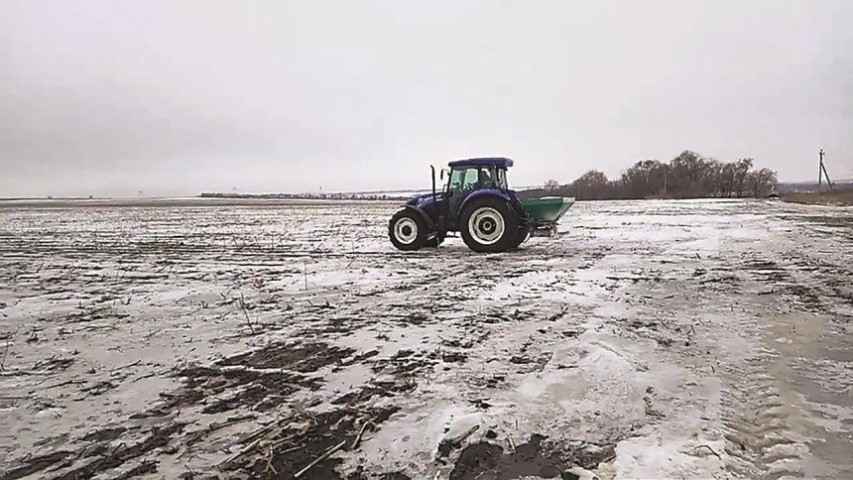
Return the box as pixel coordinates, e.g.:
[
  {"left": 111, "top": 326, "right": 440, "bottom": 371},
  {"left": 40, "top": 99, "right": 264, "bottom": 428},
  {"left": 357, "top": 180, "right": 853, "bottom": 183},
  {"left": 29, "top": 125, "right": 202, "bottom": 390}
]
[{"left": 431, "top": 165, "right": 436, "bottom": 203}]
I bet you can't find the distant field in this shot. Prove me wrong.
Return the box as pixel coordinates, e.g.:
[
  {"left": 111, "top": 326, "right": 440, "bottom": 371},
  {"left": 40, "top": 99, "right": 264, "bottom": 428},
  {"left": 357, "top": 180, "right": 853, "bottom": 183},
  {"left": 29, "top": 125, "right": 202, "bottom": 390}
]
[
  {"left": 0, "top": 197, "right": 389, "bottom": 209},
  {"left": 783, "top": 190, "right": 853, "bottom": 206}
]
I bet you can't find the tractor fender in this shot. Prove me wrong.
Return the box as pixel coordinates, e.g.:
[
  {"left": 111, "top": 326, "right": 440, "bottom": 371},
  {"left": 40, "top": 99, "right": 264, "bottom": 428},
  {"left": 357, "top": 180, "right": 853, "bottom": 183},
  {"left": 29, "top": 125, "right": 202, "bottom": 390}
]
[
  {"left": 459, "top": 189, "right": 515, "bottom": 214},
  {"left": 402, "top": 204, "right": 436, "bottom": 230}
]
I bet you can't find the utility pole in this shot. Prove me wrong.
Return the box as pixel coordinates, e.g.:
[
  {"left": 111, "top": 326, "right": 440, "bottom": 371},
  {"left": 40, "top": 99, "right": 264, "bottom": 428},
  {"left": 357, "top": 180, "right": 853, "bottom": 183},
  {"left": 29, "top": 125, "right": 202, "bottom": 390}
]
[
  {"left": 818, "top": 149, "right": 823, "bottom": 187},
  {"left": 818, "top": 149, "right": 835, "bottom": 192}
]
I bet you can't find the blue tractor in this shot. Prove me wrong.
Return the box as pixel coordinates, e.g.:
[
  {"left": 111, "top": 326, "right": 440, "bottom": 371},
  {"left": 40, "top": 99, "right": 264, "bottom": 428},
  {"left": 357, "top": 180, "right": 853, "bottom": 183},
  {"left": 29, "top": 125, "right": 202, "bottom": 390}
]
[{"left": 388, "top": 158, "right": 574, "bottom": 253}]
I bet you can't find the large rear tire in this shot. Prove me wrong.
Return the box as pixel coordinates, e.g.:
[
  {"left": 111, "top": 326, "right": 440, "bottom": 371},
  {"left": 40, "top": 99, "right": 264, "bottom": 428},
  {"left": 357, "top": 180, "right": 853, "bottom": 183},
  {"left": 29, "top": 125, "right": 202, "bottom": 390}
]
[
  {"left": 389, "top": 210, "right": 427, "bottom": 251},
  {"left": 508, "top": 229, "right": 529, "bottom": 250},
  {"left": 508, "top": 203, "right": 530, "bottom": 249},
  {"left": 460, "top": 197, "right": 519, "bottom": 253}
]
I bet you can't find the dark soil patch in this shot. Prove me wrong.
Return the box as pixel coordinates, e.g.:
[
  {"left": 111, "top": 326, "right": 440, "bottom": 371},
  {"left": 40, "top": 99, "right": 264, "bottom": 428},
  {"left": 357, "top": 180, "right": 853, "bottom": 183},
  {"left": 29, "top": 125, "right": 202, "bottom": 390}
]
[
  {"left": 330, "top": 379, "right": 414, "bottom": 406},
  {"left": 509, "top": 355, "right": 534, "bottom": 364},
  {"left": 743, "top": 259, "right": 779, "bottom": 270},
  {"left": 698, "top": 275, "right": 739, "bottom": 286},
  {"left": 113, "top": 459, "right": 159, "bottom": 479},
  {"left": 33, "top": 356, "right": 75, "bottom": 372},
  {"left": 347, "top": 467, "right": 412, "bottom": 480},
  {"left": 3, "top": 339, "right": 414, "bottom": 480},
  {"left": 0, "top": 450, "right": 73, "bottom": 480},
  {"left": 484, "top": 373, "right": 506, "bottom": 389},
  {"left": 80, "top": 426, "right": 127, "bottom": 443},
  {"left": 216, "top": 342, "right": 417, "bottom": 479},
  {"left": 53, "top": 423, "right": 186, "bottom": 480},
  {"left": 449, "top": 435, "right": 571, "bottom": 480},
  {"left": 338, "top": 349, "right": 379, "bottom": 367},
  {"left": 380, "top": 474, "right": 411, "bottom": 480},
  {"left": 80, "top": 380, "right": 117, "bottom": 396},
  {"left": 64, "top": 306, "right": 130, "bottom": 324},
  {"left": 442, "top": 351, "right": 468, "bottom": 363},
  {"left": 166, "top": 365, "right": 317, "bottom": 415},
  {"left": 561, "top": 329, "right": 583, "bottom": 338},
  {"left": 314, "top": 315, "right": 368, "bottom": 335},
  {"left": 152, "top": 342, "right": 348, "bottom": 415},
  {"left": 371, "top": 350, "right": 435, "bottom": 376},
  {"left": 218, "top": 342, "right": 355, "bottom": 373},
  {"left": 449, "top": 435, "right": 613, "bottom": 480},
  {"left": 226, "top": 405, "right": 401, "bottom": 480},
  {"left": 743, "top": 259, "right": 789, "bottom": 282},
  {"left": 403, "top": 311, "right": 430, "bottom": 325},
  {"left": 786, "top": 284, "right": 824, "bottom": 310}
]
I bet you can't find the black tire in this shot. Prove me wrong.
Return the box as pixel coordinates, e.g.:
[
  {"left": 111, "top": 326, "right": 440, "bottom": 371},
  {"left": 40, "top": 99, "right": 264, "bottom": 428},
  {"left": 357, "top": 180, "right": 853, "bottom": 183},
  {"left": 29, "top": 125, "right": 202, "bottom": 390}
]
[
  {"left": 459, "top": 197, "right": 519, "bottom": 253},
  {"left": 425, "top": 232, "right": 445, "bottom": 248},
  {"left": 508, "top": 229, "right": 529, "bottom": 250},
  {"left": 388, "top": 209, "right": 427, "bottom": 251},
  {"left": 508, "top": 203, "right": 530, "bottom": 250}
]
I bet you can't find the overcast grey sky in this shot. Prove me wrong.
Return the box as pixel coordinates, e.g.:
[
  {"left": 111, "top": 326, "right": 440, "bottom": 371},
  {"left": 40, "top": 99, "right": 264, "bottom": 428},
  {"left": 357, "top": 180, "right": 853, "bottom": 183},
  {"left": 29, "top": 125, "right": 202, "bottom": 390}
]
[{"left": 2, "top": 1, "right": 851, "bottom": 197}]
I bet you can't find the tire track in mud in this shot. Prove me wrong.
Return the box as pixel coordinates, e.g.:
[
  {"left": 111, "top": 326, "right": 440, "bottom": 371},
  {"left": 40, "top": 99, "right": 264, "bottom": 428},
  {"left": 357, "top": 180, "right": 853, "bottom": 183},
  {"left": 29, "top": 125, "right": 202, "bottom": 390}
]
[
  {"left": 590, "top": 238, "right": 850, "bottom": 480},
  {"left": 716, "top": 251, "right": 853, "bottom": 479},
  {"left": 717, "top": 259, "right": 806, "bottom": 478},
  {"left": 719, "top": 364, "right": 803, "bottom": 479},
  {"left": 716, "top": 296, "right": 798, "bottom": 478}
]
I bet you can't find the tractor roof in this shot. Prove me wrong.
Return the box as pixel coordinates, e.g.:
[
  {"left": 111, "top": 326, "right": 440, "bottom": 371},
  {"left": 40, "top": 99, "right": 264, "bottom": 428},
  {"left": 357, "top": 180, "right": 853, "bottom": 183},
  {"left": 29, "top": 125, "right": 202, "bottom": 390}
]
[{"left": 448, "top": 157, "right": 513, "bottom": 169}]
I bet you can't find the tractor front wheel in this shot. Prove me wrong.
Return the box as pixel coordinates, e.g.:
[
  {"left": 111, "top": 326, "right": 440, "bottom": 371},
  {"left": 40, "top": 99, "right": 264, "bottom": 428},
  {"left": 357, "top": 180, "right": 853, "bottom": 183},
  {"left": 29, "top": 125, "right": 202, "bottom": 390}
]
[
  {"left": 460, "top": 197, "right": 519, "bottom": 253},
  {"left": 425, "top": 232, "right": 445, "bottom": 248},
  {"left": 389, "top": 210, "right": 427, "bottom": 251}
]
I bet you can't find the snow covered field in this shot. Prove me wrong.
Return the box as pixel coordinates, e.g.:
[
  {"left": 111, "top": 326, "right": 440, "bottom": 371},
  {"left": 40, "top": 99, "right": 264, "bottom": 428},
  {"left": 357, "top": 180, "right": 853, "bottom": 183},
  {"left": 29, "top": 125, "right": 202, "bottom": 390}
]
[{"left": 0, "top": 198, "right": 851, "bottom": 479}]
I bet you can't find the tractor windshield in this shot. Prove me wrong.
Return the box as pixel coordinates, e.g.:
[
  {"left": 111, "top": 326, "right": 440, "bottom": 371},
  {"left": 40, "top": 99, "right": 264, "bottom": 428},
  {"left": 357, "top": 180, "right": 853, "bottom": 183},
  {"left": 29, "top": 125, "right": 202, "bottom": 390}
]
[{"left": 448, "top": 168, "right": 478, "bottom": 192}]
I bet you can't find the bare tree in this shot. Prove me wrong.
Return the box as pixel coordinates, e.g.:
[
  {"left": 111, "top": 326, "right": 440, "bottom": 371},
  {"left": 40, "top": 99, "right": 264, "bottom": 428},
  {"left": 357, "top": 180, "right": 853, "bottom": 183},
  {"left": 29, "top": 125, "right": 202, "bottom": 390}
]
[
  {"left": 733, "top": 158, "right": 754, "bottom": 197},
  {"left": 573, "top": 170, "right": 609, "bottom": 200},
  {"left": 525, "top": 150, "right": 775, "bottom": 201},
  {"left": 620, "top": 160, "right": 666, "bottom": 199},
  {"left": 747, "top": 168, "right": 777, "bottom": 197}
]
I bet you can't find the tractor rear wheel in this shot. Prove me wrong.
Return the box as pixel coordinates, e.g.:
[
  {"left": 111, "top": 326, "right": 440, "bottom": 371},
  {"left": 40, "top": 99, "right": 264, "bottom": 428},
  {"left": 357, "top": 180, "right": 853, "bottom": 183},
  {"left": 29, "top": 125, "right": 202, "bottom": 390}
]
[
  {"left": 508, "top": 203, "right": 530, "bottom": 249},
  {"left": 460, "top": 197, "right": 519, "bottom": 253},
  {"left": 389, "top": 210, "right": 427, "bottom": 251},
  {"left": 508, "top": 230, "right": 529, "bottom": 250}
]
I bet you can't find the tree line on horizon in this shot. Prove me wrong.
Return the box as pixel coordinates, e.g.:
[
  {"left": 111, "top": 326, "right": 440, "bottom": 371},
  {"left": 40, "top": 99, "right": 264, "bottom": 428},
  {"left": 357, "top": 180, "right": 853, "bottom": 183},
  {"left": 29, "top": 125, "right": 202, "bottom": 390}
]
[
  {"left": 523, "top": 150, "right": 778, "bottom": 201},
  {"left": 199, "top": 191, "right": 409, "bottom": 201}
]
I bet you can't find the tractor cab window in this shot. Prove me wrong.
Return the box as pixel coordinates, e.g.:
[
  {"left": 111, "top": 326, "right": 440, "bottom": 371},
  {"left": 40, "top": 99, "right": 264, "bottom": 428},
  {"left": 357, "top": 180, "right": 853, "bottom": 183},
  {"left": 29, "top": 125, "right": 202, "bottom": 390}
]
[
  {"left": 448, "top": 168, "right": 479, "bottom": 192},
  {"left": 462, "top": 169, "right": 479, "bottom": 189},
  {"left": 447, "top": 169, "right": 462, "bottom": 191},
  {"left": 495, "top": 168, "right": 508, "bottom": 190},
  {"left": 478, "top": 168, "right": 493, "bottom": 187}
]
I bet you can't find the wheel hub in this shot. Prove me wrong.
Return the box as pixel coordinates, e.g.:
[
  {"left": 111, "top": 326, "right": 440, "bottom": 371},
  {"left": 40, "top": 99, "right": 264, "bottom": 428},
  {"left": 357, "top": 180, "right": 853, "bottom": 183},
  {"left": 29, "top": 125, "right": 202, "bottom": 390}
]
[
  {"left": 468, "top": 207, "right": 505, "bottom": 245},
  {"left": 394, "top": 217, "right": 418, "bottom": 244}
]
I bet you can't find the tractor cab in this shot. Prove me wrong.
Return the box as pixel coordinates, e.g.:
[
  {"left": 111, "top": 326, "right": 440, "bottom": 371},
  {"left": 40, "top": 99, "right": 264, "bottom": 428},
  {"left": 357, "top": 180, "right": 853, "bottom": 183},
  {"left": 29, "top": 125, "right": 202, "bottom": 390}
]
[
  {"left": 446, "top": 161, "right": 510, "bottom": 193},
  {"left": 444, "top": 158, "right": 514, "bottom": 219}
]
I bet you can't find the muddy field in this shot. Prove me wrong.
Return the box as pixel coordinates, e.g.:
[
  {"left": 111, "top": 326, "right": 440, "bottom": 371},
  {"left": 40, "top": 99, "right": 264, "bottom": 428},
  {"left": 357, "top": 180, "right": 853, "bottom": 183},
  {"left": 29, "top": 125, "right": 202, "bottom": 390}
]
[{"left": 0, "top": 198, "right": 851, "bottom": 479}]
